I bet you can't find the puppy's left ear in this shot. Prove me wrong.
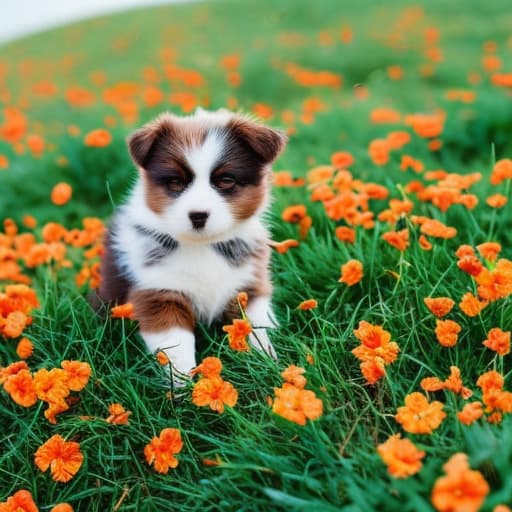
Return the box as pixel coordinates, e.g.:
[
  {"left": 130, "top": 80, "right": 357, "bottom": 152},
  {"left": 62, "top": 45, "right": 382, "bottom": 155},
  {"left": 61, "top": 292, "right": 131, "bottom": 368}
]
[{"left": 227, "top": 116, "right": 288, "bottom": 164}]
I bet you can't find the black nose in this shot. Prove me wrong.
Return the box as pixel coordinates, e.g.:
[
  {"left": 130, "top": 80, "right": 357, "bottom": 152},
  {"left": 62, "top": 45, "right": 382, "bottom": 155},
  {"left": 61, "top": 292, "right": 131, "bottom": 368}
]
[{"left": 189, "top": 211, "right": 209, "bottom": 230}]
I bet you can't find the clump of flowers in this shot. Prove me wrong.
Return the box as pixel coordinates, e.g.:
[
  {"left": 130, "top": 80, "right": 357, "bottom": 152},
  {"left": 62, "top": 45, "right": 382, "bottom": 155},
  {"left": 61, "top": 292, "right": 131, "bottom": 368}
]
[
  {"left": 191, "top": 356, "right": 238, "bottom": 413},
  {"left": 272, "top": 365, "right": 323, "bottom": 425},
  {"left": 421, "top": 365, "right": 472, "bottom": 398},
  {"left": 352, "top": 321, "right": 399, "bottom": 384}
]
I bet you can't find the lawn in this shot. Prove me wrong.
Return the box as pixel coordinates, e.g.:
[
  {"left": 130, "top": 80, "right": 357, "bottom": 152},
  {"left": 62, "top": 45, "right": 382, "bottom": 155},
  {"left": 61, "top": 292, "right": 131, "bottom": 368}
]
[{"left": 1, "top": 0, "right": 512, "bottom": 510}]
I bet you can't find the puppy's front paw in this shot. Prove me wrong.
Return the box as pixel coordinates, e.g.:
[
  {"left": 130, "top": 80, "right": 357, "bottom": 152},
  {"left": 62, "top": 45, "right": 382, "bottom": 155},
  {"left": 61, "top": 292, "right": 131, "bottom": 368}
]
[
  {"left": 142, "top": 327, "right": 197, "bottom": 387},
  {"left": 249, "top": 328, "right": 277, "bottom": 360}
]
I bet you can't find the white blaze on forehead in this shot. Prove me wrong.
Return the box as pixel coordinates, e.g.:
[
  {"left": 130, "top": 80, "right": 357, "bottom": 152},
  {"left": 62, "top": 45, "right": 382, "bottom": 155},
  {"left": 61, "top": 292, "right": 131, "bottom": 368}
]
[{"left": 184, "top": 129, "right": 226, "bottom": 180}]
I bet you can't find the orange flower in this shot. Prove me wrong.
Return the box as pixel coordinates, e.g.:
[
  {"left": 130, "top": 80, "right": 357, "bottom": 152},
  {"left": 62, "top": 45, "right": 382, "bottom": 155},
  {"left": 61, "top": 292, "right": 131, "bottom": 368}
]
[
  {"left": 272, "top": 383, "right": 323, "bottom": 425},
  {"left": 0, "top": 489, "right": 38, "bottom": 512},
  {"left": 16, "top": 337, "right": 34, "bottom": 359},
  {"left": 431, "top": 453, "right": 489, "bottom": 512},
  {"left": 144, "top": 428, "right": 183, "bottom": 474},
  {"left": 477, "top": 242, "right": 501, "bottom": 262},
  {"left": 237, "top": 291, "right": 248, "bottom": 309},
  {"left": 192, "top": 376, "right": 238, "bottom": 413},
  {"left": 421, "top": 376, "right": 445, "bottom": 392},
  {"left": 482, "top": 327, "right": 510, "bottom": 356},
  {"left": 271, "top": 239, "right": 300, "bottom": 254},
  {"left": 34, "top": 434, "right": 83, "bottom": 482},
  {"left": 486, "top": 193, "right": 507, "bottom": 208},
  {"left": 84, "top": 128, "right": 112, "bottom": 147},
  {"left": 435, "top": 319, "right": 461, "bottom": 347},
  {"left": 192, "top": 356, "right": 223, "bottom": 378},
  {"left": 476, "top": 259, "right": 512, "bottom": 301},
  {"left": 50, "top": 504, "right": 74, "bottom": 512},
  {"left": 106, "top": 403, "right": 131, "bottom": 425},
  {"left": 420, "top": 219, "right": 456, "bottom": 239},
  {"left": 457, "top": 255, "right": 483, "bottom": 276},
  {"left": 61, "top": 360, "right": 91, "bottom": 391},
  {"left": 3, "top": 369, "right": 37, "bottom": 407},
  {"left": 424, "top": 297, "right": 455, "bottom": 318},
  {"left": 382, "top": 229, "right": 409, "bottom": 251},
  {"left": 222, "top": 318, "right": 252, "bottom": 351},
  {"left": 51, "top": 183, "right": 72, "bottom": 206},
  {"left": 297, "top": 299, "right": 317, "bottom": 311},
  {"left": 156, "top": 351, "right": 169, "bottom": 365},
  {"left": 339, "top": 259, "right": 363, "bottom": 286},
  {"left": 360, "top": 358, "right": 386, "bottom": 385},
  {"left": 111, "top": 303, "right": 134, "bottom": 319},
  {"left": 457, "top": 402, "right": 483, "bottom": 425},
  {"left": 281, "top": 205, "right": 307, "bottom": 223},
  {"left": 459, "top": 292, "right": 488, "bottom": 317},
  {"left": 335, "top": 226, "right": 356, "bottom": 243},
  {"left": 331, "top": 151, "right": 354, "bottom": 168},
  {"left": 352, "top": 322, "right": 398, "bottom": 360},
  {"left": 33, "top": 368, "right": 69, "bottom": 404},
  {"left": 490, "top": 158, "right": 512, "bottom": 185},
  {"left": 377, "top": 434, "right": 425, "bottom": 478},
  {"left": 281, "top": 365, "right": 307, "bottom": 388},
  {"left": 395, "top": 392, "right": 446, "bottom": 434}
]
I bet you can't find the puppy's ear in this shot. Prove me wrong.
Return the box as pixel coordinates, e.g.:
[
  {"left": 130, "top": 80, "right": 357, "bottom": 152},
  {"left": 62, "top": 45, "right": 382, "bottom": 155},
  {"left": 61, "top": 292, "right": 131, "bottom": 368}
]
[
  {"left": 127, "top": 113, "right": 175, "bottom": 170},
  {"left": 227, "top": 116, "right": 288, "bottom": 164}
]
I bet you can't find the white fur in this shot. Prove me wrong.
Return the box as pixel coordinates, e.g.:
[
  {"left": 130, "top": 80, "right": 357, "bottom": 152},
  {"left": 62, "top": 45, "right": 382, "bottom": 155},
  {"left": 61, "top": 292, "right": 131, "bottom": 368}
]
[
  {"left": 143, "top": 326, "right": 196, "bottom": 384},
  {"left": 246, "top": 296, "right": 277, "bottom": 358}
]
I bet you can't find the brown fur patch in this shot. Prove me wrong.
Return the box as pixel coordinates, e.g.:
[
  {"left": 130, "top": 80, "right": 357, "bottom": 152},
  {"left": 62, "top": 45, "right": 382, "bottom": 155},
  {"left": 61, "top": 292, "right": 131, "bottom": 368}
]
[
  {"left": 229, "top": 175, "right": 268, "bottom": 221},
  {"left": 128, "top": 288, "right": 195, "bottom": 332}
]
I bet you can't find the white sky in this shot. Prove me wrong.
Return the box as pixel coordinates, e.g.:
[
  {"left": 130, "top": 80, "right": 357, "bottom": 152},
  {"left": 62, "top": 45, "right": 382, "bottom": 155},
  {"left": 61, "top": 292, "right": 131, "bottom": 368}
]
[{"left": 0, "top": 0, "right": 196, "bottom": 44}]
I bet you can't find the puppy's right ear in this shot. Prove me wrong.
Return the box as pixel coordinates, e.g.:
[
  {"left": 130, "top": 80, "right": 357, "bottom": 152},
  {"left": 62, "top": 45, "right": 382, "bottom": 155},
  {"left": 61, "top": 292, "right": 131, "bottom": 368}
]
[{"left": 127, "top": 113, "right": 175, "bottom": 170}]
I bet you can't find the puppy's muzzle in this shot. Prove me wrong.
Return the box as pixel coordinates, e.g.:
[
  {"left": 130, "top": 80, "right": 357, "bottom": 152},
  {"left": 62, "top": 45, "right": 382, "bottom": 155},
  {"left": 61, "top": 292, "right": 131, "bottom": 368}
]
[{"left": 188, "top": 211, "right": 209, "bottom": 230}]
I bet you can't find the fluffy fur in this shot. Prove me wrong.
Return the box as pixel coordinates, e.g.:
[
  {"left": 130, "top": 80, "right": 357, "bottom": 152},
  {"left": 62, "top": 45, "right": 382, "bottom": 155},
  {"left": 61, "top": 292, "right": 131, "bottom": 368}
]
[{"left": 98, "top": 108, "right": 287, "bottom": 383}]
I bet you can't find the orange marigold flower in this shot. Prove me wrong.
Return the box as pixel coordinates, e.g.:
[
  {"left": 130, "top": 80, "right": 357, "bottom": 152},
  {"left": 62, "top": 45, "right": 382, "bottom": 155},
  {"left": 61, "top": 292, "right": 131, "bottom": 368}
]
[
  {"left": 476, "top": 258, "right": 512, "bottom": 301},
  {"left": 421, "top": 377, "right": 445, "bottom": 392},
  {"left": 382, "top": 229, "right": 409, "bottom": 251},
  {"left": 339, "top": 259, "right": 363, "bottom": 286},
  {"left": 457, "top": 255, "right": 483, "bottom": 276},
  {"left": 331, "top": 151, "right": 354, "bottom": 169},
  {"left": 16, "top": 337, "right": 34, "bottom": 359},
  {"left": 424, "top": 297, "right": 455, "bottom": 318},
  {"left": 360, "top": 358, "right": 386, "bottom": 385},
  {"left": 419, "top": 235, "right": 432, "bottom": 250},
  {"left": 298, "top": 215, "right": 312, "bottom": 239},
  {"left": 352, "top": 321, "right": 400, "bottom": 365},
  {"left": 486, "top": 193, "right": 508, "bottom": 208},
  {"left": 420, "top": 219, "right": 456, "bottom": 239},
  {"left": 50, "top": 504, "right": 74, "bottom": 512},
  {"left": 335, "top": 226, "right": 356, "bottom": 243},
  {"left": 271, "top": 239, "right": 300, "bottom": 254},
  {"left": 431, "top": 453, "right": 489, "bottom": 512},
  {"left": 457, "top": 402, "right": 484, "bottom": 425},
  {"left": 84, "top": 128, "right": 112, "bottom": 147},
  {"left": 494, "top": 506, "right": 512, "bottom": 512},
  {"left": 281, "top": 205, "right": 307, "bottom": 223},
  {"left": 22, "top": 215, "right": 37, "bottom": 229},
  {"left": 307, "top": 165, "right": 334, "bottom": 184},
  {"left": 237, "top": 291, "right": 248, "bottom": 309},
  {"left": 490, "top": 158, "right": 512, "bottom": 185},
  {"left": 111, "top": 303, "right": 134, "bottom": 319},
  {"left": 61, "top": 360, "right": 91, "bottom": 392},
  {"left": 3, "top": 310, "right": 28, "bottom": 338},
  {"left": 192, "top": 376, "right": 238, "bottom": 413},
  {"left": 0, "top": 361, "right": 29, "bottom": 384},
  {"left": 272, "top": 383, "right": 323, "bottom": 425},
  {"left": 144, "top": 428, "right": 183, "bottom": 474},
  {"left": 156, "top": 351, "right": 169, "bottom": 365},
  {"left": 3, "top": 369, "right": 37, "bottom": 407},
  {"left": 34, "top": 434, "right": 83, "bottom": 482},
  {"left": 476, "top": 370, "right": 504, "bottom": 394},
  {"left": 477, "top": 242, "right": 501, "bottom": 263},
  {"left": 281, "top": 365, "right": 307, "bottom": 389},
  {"left": 192, "top": 356, "right": 223, "bottom": 378},
  {"left": 482, "top": 327, "right": 510, "bottom": 356},
  {"left": 395, "top": 392, "right": 446, "bottom": 434},
  {"left": 297, "top": 299, "right": 317, "bottom": 311},
  {"left": 106, "top": 403, "right": 131, "bottom": 425},
  {"left": 222, "top": 318, "right": 252, "bottom": 351},
  {"left": 435, "top": 319, "right": 461, "bottom": 347},
  {"left": 459, "top": 292, "right": 488, "bottom": 317},
  {"left": 33, "top": 368, "right": 69, "bottom": 404},
  {"left": 0, "top": 489, "right": 38, "bottom": 512},
  {"left": 50, "top": 182, "right": 72, "bottom": 206},
  {"left": 377, "top": 434, "right": 425, "bottom": 478}
]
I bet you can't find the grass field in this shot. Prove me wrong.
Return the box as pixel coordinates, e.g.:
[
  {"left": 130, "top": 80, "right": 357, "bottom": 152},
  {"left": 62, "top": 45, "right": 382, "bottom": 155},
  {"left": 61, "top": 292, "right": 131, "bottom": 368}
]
[{"left": 1, "top": 0, "right": 512, "bottom": 510}]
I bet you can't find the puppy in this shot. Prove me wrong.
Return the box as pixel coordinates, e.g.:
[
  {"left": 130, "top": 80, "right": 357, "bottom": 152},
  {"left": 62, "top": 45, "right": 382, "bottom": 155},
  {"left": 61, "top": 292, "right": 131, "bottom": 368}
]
[{"left": 98, "top": 109, "right": 287, "bottom": 383}]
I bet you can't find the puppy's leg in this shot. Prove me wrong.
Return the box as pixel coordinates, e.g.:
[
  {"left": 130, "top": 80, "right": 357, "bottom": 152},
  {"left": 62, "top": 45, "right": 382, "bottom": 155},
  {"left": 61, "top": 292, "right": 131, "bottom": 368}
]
[
  {"left": 129, "top": 289, "right": 196, "bottom": 384},
  {"left": 246, "top": 295, "right": 277, "bottom": 359}
]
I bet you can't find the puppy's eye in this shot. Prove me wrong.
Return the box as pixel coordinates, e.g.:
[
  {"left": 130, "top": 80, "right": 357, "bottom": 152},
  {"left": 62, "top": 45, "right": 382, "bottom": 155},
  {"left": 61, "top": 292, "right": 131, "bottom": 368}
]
[
  {"left": 167, "top": 177, "right": 186, "bottom": 193},
  {"left": 213, "top": 175, "right": 236, "bottom": 191}
]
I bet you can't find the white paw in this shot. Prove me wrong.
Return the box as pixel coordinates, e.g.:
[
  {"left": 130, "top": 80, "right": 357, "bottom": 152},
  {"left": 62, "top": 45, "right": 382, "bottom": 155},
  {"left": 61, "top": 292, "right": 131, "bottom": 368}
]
[{"left": 249, "top": 328, "right": 277, "bottom": 359}]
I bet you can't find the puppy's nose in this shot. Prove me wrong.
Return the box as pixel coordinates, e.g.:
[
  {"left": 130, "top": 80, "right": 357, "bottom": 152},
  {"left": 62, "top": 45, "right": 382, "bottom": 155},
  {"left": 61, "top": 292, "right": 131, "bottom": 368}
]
[{"left": 189, "top": 211, "right": 209, "bottom": 230}]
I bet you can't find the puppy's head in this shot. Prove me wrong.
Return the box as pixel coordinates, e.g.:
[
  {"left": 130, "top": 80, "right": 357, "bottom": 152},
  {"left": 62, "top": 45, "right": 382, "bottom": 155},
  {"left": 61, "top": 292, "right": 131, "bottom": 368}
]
[{"left": 128, "top": 109, "right": 287, "bottom": 243}]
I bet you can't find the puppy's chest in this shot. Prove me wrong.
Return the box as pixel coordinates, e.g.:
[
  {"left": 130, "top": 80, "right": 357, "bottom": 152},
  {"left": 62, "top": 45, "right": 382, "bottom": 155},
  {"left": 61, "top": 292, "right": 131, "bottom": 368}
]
[{"left": 129, "top": 237, "right": 257, "bottom": 322}]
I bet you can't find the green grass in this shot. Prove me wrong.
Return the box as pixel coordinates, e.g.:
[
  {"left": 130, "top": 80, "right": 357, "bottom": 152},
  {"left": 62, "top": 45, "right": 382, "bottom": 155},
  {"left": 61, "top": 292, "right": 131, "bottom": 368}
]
[{"left": 1, "top": 0, "right": 512, "bottom": 510}]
